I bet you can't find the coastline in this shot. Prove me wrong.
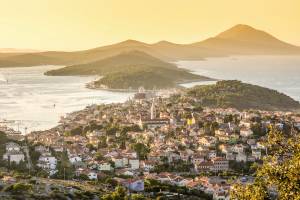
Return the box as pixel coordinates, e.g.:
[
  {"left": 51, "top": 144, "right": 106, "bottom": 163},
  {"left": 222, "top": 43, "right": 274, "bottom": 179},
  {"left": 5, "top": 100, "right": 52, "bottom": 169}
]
[{"left": 85, "top": 77, "right": 217, "bottom": 92}]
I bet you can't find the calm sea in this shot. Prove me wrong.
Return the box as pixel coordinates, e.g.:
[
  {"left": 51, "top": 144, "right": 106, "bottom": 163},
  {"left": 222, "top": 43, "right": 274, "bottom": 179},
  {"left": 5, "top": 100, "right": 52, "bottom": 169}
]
[
  {"left": 0, "top": 56, "right": 299, "bottom": 133},
  {"left": 0, "top": 66, "right": 133, "bottom": 133},
  {"left": 177, "top": 56, "right": 300, "bottom": 102}
]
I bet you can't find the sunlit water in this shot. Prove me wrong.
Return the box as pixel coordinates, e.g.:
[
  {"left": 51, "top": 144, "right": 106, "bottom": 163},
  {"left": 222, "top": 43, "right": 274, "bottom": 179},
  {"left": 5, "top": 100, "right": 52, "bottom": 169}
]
[
  {"left": 0, "top": 66, "right": 133, "bottom": 133},
  {"left": 0, "top": 56, "right": 299, "bottom": 133},
  {"left": 177, "top": 56, "right": 300, "bottom": 102}
]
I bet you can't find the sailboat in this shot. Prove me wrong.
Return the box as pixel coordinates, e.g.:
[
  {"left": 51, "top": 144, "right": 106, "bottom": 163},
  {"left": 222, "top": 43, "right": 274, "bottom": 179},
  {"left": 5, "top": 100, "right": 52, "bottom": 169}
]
[{"left": 0, "top": 73, "right": 8, "bottom": 83}]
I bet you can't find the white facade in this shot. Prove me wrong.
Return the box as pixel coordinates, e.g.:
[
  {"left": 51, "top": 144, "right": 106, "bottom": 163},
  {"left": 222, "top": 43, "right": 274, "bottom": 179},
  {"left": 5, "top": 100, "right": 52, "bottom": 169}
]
[
  {"left": 88, "top": 172, "right": 98, "bottom": 180},
  {"left": 99, "top": 162, "right": 112, "bottom": 171},
  {"left": 123, "top": 170, "right": 134, "bottom": 176},
  {"left": 236, "top": 153, "right": 247, "bottom": 162},
  {"left": 208, "top": 151, "right": 217, "bottom": 159},
  {"left": 226, "top": 152, "right": 236, "bottom": 161},
  {"left": 129, "top": 159, "right": 140, "bottom": 170},
  {"left": 240, "top": 128, "right": 253, "bottom": 137},
  {"left": 6, "top": 142, "right": 21, "bottom": 152},
  {"left": 232, "top": 145, "right": 245, "bottom": 154},
  {"left": 69, "top": 156, "right": 82, "bottom": 164},
  {"left": 252, "top": 149, "right": 262, "bottom": 160},
  {"left": 3, "top": 142, "right": 25, "bottom": 164},
  {"left": 141, "top": 161, "right": 155, "bottom": 171},
  {"left": 212, "top": 158, "right": 229, "bottom": 172},
  {"left": 112, "top": 157, "right": 124, "bottom": 168},
  {"left": 3, "top": 153, "right": 25, "bottom": 164},
  {"left": 122, "top": 157, "right": 129, "bottom": 166},
  {"left": 37, "top": 156, "right": 57, "bottom": 170}
]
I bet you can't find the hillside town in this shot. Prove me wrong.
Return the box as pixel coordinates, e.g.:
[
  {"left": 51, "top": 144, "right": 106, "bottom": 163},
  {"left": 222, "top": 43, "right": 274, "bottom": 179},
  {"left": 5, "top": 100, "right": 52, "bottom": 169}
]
[{"left": 1, "top": 88, "right": 299, "bottom": 199}]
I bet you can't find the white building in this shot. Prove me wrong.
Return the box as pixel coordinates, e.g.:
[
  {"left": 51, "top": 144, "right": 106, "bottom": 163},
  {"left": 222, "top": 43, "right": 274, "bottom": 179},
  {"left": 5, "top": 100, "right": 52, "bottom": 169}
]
[
  {"left": 212, "top": 157, "right": 229, "bottom": 172},
  {"left": 140, "top": 160, "right": 156, "bottom": 171},
  {"left": 225, "top": 152, "right": 236, "bottom": 161},
  {"left": 6, "top": 142, "right": 21, "bottom": 152},
  {"left": 199, "top": 136, "right": 217, "bottom": 147},
  {"left": 88, "top": 172, "right": 98, "bottom": 180},
  {"left": 208, "top": 150, "right": 217, "bottom": 159},
  {"left": 3, "top": 142, "right": 25, "bottom": 164},
  {"left": 123, "top": 170, "right": 135, "bottom": 176},
  {"left": 252, "top": 149, "right": 262, "bottom": 160},
  {"left": 236, "top": 153, "right": 247, "bottom": 162},
  {"left": 112, "top": 156, "right": 125, "bottom": 168},
  {"left": 232, "top": 144, "right": 245, "bottom": 154},
  {"left": 240, "top": 127, "right": 253, "bottom": 137},
  {"left": 129, "top": 159, "right": 140, "bottom": 170},
  {"left": 37, "top": 156, "right": 57, "bottom": 170},
  {"left": 3, "top": 152, "right": 25, "bottom": 164},
  {"left": 99, "top": 162, "right": 112, "bottom": 171},
  {"left": 69, "top": 156, "right": 82, "bottom": 164}
]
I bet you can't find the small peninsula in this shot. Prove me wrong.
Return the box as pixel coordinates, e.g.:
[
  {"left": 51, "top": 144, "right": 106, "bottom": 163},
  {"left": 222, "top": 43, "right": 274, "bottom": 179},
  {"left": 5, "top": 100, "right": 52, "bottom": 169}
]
[
  {"left": 187, "top": 80, "right": 300, "bottom": 111},
  {"left": 45, "top": 51, "right": 213, "bottom": 90}
]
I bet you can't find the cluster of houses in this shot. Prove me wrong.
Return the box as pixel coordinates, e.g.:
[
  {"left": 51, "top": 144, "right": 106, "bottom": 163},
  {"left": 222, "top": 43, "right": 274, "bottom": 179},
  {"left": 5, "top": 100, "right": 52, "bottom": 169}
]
[
  {"left": 0, "top": 124, "right": 24, "bottom": 141},
  {"left": 2, "top": 89, "right": 299, "bottom": 199},
  {"left": 35, "top": 145, "right": 58, "bottom": 176},
  {"left": 145, "top": 173, "right": 234, "bottom": 199}
]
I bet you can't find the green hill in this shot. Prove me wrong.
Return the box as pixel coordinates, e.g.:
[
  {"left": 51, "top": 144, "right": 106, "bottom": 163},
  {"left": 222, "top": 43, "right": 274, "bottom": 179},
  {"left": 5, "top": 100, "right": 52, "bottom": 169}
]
[
  {"left": 46, "top": 51, "right": 212, "bottom": 90},
  {"left": 92, "top": 66, "right": 205, "bottom": 90},
  {"left": 187, "top": 80, "right": 300, "bottom": 111},
  {"left": 93, "top": 70, "right": 174, "bottom": 89},
  {"left": 45, "top": 50, "right": 177, "bottom": 76}
]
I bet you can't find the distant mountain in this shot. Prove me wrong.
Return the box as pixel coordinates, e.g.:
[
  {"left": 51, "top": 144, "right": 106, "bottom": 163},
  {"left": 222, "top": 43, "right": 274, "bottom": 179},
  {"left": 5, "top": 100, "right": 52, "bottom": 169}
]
[
  {"left": 187, "top": 80, "right": 300, "bottom": 111},
  {"left": 0, "top": 48, "right": 41, "bottom": 53},
  {"left": 0, "top": 24, "right": 299, "bottom": 68},
  {"left": 217, "top": 24, "right": 286, "bottom": 43},
  {"left": 192, "top": 24, "right": 300, "bottom": 54},
  {"left": 46, "top": 50, "right": 212, "bottom": 90}
]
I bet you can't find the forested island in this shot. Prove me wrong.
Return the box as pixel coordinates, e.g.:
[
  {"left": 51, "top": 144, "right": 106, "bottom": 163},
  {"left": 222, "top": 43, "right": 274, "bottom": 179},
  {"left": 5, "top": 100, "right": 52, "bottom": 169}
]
[
  {"left": 45, "top": 51, "right": 213, "bottom": 90},
  {"left": 186, "top": 80, "right": 300, "bottom": 111}
]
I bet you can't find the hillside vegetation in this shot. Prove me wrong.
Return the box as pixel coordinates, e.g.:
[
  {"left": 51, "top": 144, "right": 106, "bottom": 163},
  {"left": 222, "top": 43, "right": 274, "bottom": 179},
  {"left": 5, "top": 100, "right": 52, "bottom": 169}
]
[
  {"left": 46, "top": 51, "right": 212, "bottom": 90},
  {"left": 93, "top": 66, "right": 205, "bottom": 90},
  {"left": 94, "top": 70, "right": 173, "bottom": 89},
  {"left": 187, "top": 80, "right": 300, "bottom": 111},
  {"left": 45, "top": 50, "right": 177, "bottom": 76}
]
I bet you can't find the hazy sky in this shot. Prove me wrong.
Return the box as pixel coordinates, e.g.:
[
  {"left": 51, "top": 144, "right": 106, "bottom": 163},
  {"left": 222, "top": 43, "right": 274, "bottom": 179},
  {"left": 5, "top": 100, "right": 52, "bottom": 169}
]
[{"left": 1, "top": 0, "right": 300, "bottom": 51}]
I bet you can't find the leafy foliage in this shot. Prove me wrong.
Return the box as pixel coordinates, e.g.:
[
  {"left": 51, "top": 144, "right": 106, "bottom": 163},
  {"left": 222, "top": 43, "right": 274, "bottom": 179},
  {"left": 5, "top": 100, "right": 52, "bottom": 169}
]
[
  {"left": 145, "top": 179, "right": 212, "bottom": 199},
  {"left": 131, "top": 143, "right": 150, "bottom": 160},
  {"left": 51, "top": 151, "right": 75, "bottom": 180},
  {"left": 0, "top": 131, "right": 8, "bottom": 165},
  {"left": 231, "top": 128, "right": 300, "bottom": 199},
  {"left": 101, "top": 186, "right": 126, "bottom": 200},
  {"left": 4, "top": 183, "right": 33, "bottom": 194},
  {"left": 153, "top": 160, "right": 193, "bottom": 173}
]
